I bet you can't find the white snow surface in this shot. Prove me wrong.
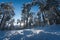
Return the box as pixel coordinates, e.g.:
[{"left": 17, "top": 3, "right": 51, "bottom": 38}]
[{"left": 0, "top": 24, "right": 60, "bottom": 40}]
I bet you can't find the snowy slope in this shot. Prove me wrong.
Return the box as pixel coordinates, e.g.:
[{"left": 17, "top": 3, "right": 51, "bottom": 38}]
[{"left": 0, "top": 24, "right": 60, "bottom": 40}]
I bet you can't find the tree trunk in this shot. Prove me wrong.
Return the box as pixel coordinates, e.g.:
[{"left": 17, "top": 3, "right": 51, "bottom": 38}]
[{"left": 0, "top": 14, "right": 6, "bottom": 30}]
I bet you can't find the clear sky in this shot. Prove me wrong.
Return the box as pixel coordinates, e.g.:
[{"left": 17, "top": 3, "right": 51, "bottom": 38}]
[{"left": 0, "top": 0, "right": 39, "bottom": 21}]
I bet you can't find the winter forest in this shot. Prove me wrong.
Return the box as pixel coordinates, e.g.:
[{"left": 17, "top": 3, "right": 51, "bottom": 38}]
[
  {"left": 0, "top": 0, "right": 60, "bottom": 40},
  {"left": 0, "top": 0, "right": 60, "bottom": 30}
]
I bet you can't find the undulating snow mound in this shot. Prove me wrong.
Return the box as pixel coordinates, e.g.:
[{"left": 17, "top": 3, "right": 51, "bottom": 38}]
[{"left": 0, "top": 24, "right": 60, "bottom": 40}]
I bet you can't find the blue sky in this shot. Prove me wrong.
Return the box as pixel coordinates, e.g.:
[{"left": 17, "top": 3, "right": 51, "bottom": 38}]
[{"left": 0, "top": 0, "right": 39, "bottom": 21}]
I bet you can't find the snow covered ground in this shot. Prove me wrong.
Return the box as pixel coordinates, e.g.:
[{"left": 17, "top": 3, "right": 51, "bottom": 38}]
[{"left": 0, "top": 24, "right": 60, "bottom": 40}]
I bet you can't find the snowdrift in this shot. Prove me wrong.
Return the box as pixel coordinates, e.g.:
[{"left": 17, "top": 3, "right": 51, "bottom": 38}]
[{"left": 0, "top": 24, "right": 60, "bottom": 40}]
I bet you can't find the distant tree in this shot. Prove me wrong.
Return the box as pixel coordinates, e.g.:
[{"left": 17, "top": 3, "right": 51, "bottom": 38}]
[
  {"left": 28, "top": 12, "right": 34, "bottom": 27},
  {"left": 17, "top": 19, "right": 20, "bottom": 24},
  {"left": 17, "top": 19, "right": 21, "bottom": 27},
  {"left": 9, "top": 19, "right": 15, "bottom": 30},
  {"left": 0, "top": 9, "right": 3, "bottom": 25}
]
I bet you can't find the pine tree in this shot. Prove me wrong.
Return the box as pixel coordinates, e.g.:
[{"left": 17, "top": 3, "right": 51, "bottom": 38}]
[{"left": 0, "top": 2, "right": 15, "bottom": 30}]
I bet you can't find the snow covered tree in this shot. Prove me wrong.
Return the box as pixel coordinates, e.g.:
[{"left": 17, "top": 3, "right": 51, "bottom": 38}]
[
  {"left": 28, "top": 12, "right": 34, "bottom": 27},
  {"left": 0, "top": 2, "right": 15, "bottom": 30},
  {"left": 9, "top": 19, "right": 15, "bottom": 30}
]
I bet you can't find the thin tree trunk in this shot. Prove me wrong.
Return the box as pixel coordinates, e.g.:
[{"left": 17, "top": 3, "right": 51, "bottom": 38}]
[{"left": 0, "top": 14, "right": 6, "bottom": 30}]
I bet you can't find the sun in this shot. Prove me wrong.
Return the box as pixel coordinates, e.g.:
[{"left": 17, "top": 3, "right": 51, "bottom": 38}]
[{"left": 21, "top": 22, "right": 24, "bottom": 27}]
